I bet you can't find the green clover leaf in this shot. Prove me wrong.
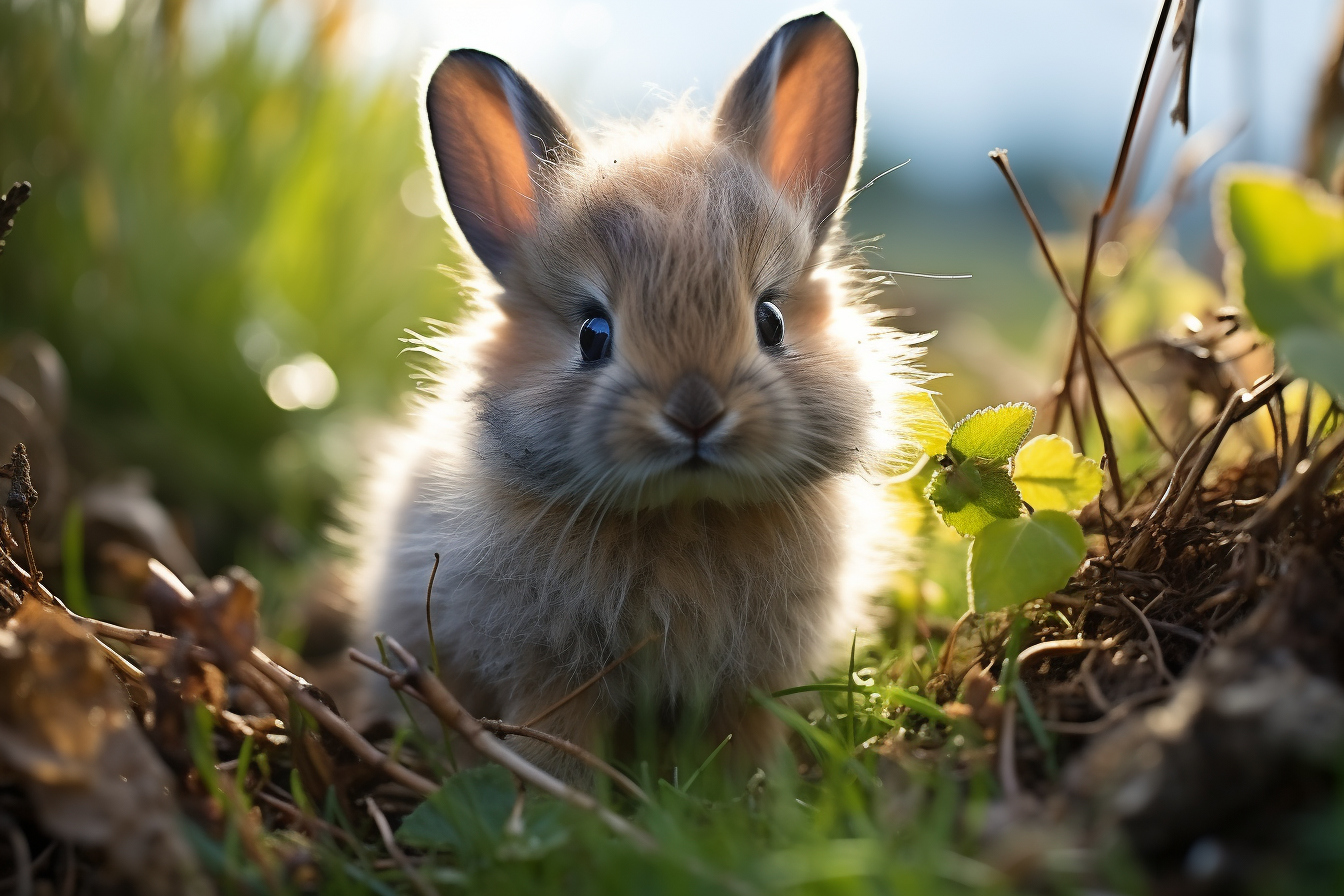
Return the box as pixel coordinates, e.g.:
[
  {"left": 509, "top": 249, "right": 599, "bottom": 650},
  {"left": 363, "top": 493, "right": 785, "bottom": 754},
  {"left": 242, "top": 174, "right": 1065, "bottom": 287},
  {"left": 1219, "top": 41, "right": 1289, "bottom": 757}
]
[
  {"left": 926, "top": 465, "right": 1022, "bottom": 537},
  {"left": 1216, "top": 168, "right": 1344, "bottom": 399},
  {"left": 900, "top": 390, "right": 953, "bottom": 458},
  {"left": 968, "top": 510, "right": 1087, "bottom": 613},
  {"left": 1012, "top": 434, "right": 1103, "bottom": 513},
  {"left": 946, "top": 402, "right": 1036, "bottom": 466},
  {"left": 924, "top": 402, "right": 1035, "bottom": 536}
]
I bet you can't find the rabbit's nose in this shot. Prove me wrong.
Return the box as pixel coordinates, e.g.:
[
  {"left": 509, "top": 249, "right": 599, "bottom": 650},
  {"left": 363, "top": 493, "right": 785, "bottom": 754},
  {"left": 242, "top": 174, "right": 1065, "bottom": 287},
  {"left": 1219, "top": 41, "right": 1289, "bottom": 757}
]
[{"left": 663, "top": 373, "right": 726, "bottom": 440}]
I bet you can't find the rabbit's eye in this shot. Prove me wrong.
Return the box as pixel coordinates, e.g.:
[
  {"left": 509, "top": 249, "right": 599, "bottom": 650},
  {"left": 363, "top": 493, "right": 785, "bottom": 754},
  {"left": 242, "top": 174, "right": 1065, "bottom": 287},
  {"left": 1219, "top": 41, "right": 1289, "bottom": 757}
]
[
  {"left": 756, "top": 300, "right": 784, "bottom": 348},
  {"left": 579, "top": 316, "right": 613, "bottom": 363}
]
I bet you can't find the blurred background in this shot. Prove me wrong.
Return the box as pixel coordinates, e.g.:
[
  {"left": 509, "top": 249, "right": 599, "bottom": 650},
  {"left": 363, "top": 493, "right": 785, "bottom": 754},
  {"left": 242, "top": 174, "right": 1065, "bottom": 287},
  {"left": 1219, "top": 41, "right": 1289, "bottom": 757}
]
[{"left": 0, "top": 0, "right": 1338, "bottom": 644}]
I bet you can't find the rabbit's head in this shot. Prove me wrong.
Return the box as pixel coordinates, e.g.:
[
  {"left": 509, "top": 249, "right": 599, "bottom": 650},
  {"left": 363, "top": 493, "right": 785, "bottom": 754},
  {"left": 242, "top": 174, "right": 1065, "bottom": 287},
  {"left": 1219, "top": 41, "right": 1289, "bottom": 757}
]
[{"left": 421, "top": 12, "right": 922, "bottom": 508}]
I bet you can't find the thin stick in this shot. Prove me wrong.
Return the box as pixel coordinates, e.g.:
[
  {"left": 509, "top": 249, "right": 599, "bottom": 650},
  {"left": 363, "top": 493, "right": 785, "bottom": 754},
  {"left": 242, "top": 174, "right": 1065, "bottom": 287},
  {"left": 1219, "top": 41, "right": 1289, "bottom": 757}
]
[
  {"left": 998, "top": 696, "right": 1019, "bottom": 800},
  {"left": 1293, "top": 382, "right": 1314, "bottom": 470},
  {"left": 255, "top": 790, "right": 358, "bottom": 848},
  {"left": 522, "top": 632, "right": 661, "bottom": 729},
  {"left": 231, "top": 658, "right": 293, "bottom": 724},
  {"left": 479, "top": 720, "right": 650, "bottom": 805},
  {"left": 1080, "top": 650, "right": 1112, "bottom": 713},
  {"left": 424, "top": 553, "right": 441, "bottom": 678},
  {"left": 246, "top": 647, "right": 438, "bottom": 796},
  {"left": 936, "top": 608, "right": 975, "bottom": 676},
  {"left": 0, "top": 555, "right": 149, "bottom": 688},
  {"left": 1102, "top": 0, "right": 1176, "bottom": 217},
  {"left": 351, "top": 648, "right": 651, "bottom": 804},
  {"left": 1242, "top": 426, "right": 1344, "bottom": 536},
  {"left": 1015, "top": 638, "right": 1112, "bottom": 669},
  {"left": 367, "top": 799, "right": 437, "bottom": 896},
  {"left": 1076, "top": 215, "right": 1126, "bottom": 506},
  {"left": 382, "top": 636, "right": 657, "bottom": 851},
  {"left": 1164, "top": 374, "right": 1285, "bottom": 526},
  {"left": 1114, "top": 594, "right": 1173, "bottom": 683},
  {"left": 989, "top": 150, "right": 1171, "bottom": 453},
  {"left": 1042, "top": 687, "right": 1170, "bottom": 735}
]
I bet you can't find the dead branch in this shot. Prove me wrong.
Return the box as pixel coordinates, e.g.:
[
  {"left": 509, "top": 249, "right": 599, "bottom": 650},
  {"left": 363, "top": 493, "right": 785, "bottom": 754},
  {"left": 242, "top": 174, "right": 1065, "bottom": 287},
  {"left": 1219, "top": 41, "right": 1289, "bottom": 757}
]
[
  {"left": 936, "top": 608, "right": 975, "bottom": 676},
  {"left": 367, "top": 798, "right": 437, "bottom": 896},
  {"left": 380, "top": 635, "right": 658, "bottom": 851},
  {"left": 1016, "top": 637, "right": 1114, "bottom": 669},
  {"left": 1242, "top": 426, "right": 1344, "bottom": 536},
  {"left": 1114, "top": 593, "right": 1173, "bottom": 683},
  {"left": 479, "top": 719, "right": 650, "bottom": 805},
  {"left": 522, "top": 632, "right": 661, "bottom": 728},
  {"left": 245, "top": 647, "right": 438, "bottom": 796},
  {"left": 1042, "top": 688, "right": 1171, "bottom": 736},
  {"left": 1169, "top": 0, "right": 1201, "bottom": 131},
  {"left": 988, "top": 149, "right": 1171, "bottom": 454},
  {"left": 350, "top": 647, "right": 651, "bottom": 804}
]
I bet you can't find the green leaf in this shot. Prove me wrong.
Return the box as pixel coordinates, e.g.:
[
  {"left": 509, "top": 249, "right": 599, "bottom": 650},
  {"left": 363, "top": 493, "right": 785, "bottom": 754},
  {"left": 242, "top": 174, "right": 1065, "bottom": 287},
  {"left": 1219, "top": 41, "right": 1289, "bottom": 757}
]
[
  {"left": 926, "top": 465, "right": 1022, "bottom": 537},
  {"left": 897, "top": 390, "right": 953, "bottom": 457},
  {"left": 396, "top": 765, "right": 515, "bottom": 859},
  {"left": 946, "top": 402, "right": 1036, "bottom": 466},
  {"left": 1012, "top": 434, "right": 1103, "bottom": 512},
  {"left": 882, "top": 686, "right": 952, "bottom": 724},
  {"left": 1278, "top": 328, "right": 1344, "bottom": 402},
  {"left": 1217, "top": 168, "right": 1344, "bottom": 339},
  {"left": 968, "top": 511, "right": 1086, "bottom": 613}
]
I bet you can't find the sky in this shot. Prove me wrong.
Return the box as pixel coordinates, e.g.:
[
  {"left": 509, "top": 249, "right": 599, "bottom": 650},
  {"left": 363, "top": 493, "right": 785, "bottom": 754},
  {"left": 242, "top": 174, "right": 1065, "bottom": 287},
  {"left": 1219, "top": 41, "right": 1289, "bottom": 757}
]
[{"left": 295, "top": 0, "right": 1341, "bottom": 199}]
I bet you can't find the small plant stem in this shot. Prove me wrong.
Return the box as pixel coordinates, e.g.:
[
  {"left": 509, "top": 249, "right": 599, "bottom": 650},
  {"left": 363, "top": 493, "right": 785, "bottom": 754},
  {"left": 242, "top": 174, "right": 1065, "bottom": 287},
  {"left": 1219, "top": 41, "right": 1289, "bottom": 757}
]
[
  {"left": 522, "top": 632, "right": 661, "bottom": 729},
  {"left": 366, "top": 799, "right": 438, "bottom": 896},
  {"left": 0, "top": 549, "right": 148, "bottom": 689},
  {"left": 1164, "top": 374, "right": 1284, "bottom": 526},
  {"left": 998, "top": 695, "right": 1019, "bottom": 800},
  {"left": 988, "top": 150, "right": 1170, "bottom": 453},
  {"left": 381, "top": 636, "right": 658, "bottom": 851},
  {"left": 481, "top": 720, "right": 651, "bottom": 804},
  {"left": 847, "top": 630, "right": 858, "bottom": 749},
  {"left": 1014, "top": 637, "right": 1112, "bottom": 669},
  {"left": 424, "top": 553, "right": 441, "bottom": 678},
  {"left": 1076, "top": 213, "right": 1126, "bottom": 507},
  {"left": 255, "top": 790, "right": 358, "bottom": 848},
  {"left": 1114, "top": 593, "right": 1173, "bottom": 683},
  {"left": 1102, "top": 0, "right": 1176, "bottom": 217},
  {"left": 1040, "top": 687, "right": 1170, "bottom": 735},
  {"left": 351, "top": 641, "right": 651, "bottom": 803},
  {"left": 1242, "top": 426, "right": 1344, "bottom": 536},
  {"left": 245, "top": 647, "right": 438, "bottom": 796},
  {"left": 936, "top": 608, "right": 975, "bottom": 676}
]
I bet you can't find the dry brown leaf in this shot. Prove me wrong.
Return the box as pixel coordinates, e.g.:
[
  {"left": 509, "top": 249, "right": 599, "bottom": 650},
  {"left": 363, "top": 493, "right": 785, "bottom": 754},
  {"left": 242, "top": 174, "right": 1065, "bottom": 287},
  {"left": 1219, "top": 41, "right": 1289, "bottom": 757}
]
[
  {"left": 203, "top": 567, "right": 260, "bottom": 668},
  {"left": 0, "top": 600, "right": 212, "bottom": 895}
]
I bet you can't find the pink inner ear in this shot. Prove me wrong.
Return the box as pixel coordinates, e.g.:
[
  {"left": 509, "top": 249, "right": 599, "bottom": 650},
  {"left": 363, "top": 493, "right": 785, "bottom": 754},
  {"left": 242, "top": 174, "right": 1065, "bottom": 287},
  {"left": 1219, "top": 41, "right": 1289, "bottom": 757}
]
[
  {"left": 762, "top": 24, "right": 858, "bottom": 209},
  {"left": 432, "top": 60, "right": 537, "bottom": 243}
]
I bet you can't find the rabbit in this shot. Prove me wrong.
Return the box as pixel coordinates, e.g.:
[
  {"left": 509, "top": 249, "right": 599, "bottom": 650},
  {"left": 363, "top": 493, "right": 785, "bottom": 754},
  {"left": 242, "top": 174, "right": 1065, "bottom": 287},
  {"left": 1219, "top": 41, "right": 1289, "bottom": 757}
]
[{"left": 353, "top": 10, "right": 930, "bottom": 780}]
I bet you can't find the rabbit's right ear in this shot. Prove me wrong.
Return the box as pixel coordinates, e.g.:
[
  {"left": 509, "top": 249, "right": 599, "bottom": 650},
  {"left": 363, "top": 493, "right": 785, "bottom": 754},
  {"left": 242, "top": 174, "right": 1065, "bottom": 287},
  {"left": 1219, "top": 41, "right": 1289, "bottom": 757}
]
[
  {"left": 425, "top": 50, "right": 576, "bottom": 278},
  {"left": 715, "top": 13, "right": 861, "bottom": 237}
]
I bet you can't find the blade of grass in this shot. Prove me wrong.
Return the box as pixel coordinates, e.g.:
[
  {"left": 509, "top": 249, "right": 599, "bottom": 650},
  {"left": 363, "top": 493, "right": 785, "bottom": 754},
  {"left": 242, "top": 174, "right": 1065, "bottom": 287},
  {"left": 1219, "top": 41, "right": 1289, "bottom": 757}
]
[
  {"left": 847, "top": 630, "right": 858, "bottom": 749},
  {"left": 680, "top": 734, "right": 732, "bottom": 794},
  {"left": 1012, "top": 679, "right": 1057, "bottom": 778},
  {"left": 59, "top": 502, "right": 94, "bottom": 617}
]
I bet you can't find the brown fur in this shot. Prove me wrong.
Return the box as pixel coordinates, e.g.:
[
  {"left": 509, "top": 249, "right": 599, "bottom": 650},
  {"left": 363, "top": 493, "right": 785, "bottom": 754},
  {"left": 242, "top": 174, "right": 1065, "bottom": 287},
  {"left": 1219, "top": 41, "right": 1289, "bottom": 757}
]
[{"left": 352, "top": 12, "right": 930, "bottom": 780}]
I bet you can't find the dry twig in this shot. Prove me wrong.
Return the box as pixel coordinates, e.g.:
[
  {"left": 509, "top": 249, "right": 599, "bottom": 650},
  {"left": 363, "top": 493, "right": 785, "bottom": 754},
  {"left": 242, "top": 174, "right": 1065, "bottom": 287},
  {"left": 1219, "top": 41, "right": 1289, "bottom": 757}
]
[
  {"left": 367, "top": 799, "right": 438, "bottom": 896},
  {"left": 522, "top": 632, "right": 661, "bottom": 728},
  {"left": 380, "top": 636, "right": 658, "bottom": 851}
]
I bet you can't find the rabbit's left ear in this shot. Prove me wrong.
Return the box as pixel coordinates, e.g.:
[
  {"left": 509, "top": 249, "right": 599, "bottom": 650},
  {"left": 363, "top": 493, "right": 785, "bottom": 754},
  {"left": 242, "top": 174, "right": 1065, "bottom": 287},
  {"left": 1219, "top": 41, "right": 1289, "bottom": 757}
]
[{"left": 715, "top": 12, "right": 862, "bottom": 235}]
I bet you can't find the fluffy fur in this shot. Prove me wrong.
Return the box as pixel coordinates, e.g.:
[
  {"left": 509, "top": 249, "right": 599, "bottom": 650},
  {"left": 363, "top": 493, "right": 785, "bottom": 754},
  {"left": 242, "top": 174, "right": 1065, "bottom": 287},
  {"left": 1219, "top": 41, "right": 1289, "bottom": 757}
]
[{"left": 352, "top": 12, "right": 930, "bottom": 778}]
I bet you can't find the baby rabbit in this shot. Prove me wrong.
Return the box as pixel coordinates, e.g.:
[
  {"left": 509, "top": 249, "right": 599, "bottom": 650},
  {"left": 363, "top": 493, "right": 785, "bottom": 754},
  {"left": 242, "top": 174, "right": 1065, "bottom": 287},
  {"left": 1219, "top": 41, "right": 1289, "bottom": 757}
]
[{"left": 356, "top": 11, "right": 928, "bottom": 778}]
